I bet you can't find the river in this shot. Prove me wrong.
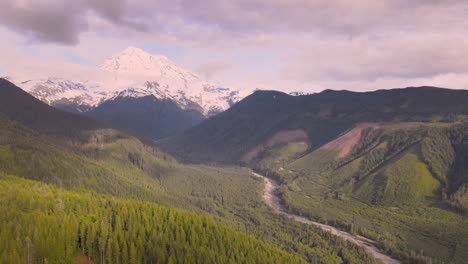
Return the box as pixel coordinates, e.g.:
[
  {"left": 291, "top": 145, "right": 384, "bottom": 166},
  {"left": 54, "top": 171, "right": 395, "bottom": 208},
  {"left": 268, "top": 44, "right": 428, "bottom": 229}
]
[{"left": 252, "top": 172, "right": 401, "bottom": 264}]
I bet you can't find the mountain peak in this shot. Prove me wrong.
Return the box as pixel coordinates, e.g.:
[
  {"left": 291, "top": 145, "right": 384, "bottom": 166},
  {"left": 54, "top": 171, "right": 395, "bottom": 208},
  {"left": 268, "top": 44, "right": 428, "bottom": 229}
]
[
  {"left": 100, "top": 46, "right": 174, "bottom": 75},
  {"left": 121, "top": 46, "right": 146, "bottom": 53},
  {"left": 118, "top": 46, "right": 165, "bottom": 58}
]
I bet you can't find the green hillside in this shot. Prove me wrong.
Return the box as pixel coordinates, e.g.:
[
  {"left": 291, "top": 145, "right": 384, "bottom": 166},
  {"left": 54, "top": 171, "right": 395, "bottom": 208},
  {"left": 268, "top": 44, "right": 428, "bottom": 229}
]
[{"left": 254, "top": 122, "right": 468, "bottom": 263}]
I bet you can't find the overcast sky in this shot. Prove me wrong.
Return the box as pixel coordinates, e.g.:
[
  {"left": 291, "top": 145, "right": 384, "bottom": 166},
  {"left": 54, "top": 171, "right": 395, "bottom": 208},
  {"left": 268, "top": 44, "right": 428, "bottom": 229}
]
[{"left": 1, "top": 0, "right": 468, "bottom": 93}]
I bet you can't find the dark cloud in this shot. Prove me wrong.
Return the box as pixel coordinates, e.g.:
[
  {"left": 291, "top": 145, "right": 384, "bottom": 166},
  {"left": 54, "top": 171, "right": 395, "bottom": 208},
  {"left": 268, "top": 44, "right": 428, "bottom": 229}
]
[
  {"left": 2, "top": 0, "right": 467, "bottom": 45},
  {"left": 0, "top": 0, "right": 88, "bottom": 44},
  {"left": 0, "top": 0, "right": 152, "bottom": 45}
]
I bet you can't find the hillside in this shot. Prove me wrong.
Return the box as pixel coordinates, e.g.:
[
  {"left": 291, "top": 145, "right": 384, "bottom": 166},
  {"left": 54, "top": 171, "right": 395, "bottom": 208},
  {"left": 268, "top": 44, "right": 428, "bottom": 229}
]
[
  {"left": 160, "top": 87, "right": 468, "bottom": 163},
  {"left": 0, "top": 78, "right": 378, "bottom": 263},
  {"left": 0, "top": 78, "right": 108, "bottom": 138},
  {"left": 253, "top": 121, "right": 468, "bottom": 263}
]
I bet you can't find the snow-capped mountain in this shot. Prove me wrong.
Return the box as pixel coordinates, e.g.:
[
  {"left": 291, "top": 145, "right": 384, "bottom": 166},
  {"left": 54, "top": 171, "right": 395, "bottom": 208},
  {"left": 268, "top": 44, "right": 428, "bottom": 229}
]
[{"left": 8, "top": 47, "right": 251, "bottom": 115}]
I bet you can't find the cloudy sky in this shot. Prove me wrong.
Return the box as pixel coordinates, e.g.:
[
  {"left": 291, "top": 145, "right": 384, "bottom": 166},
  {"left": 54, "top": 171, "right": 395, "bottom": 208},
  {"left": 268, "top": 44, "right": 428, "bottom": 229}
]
[{"left": 1, "top": 0, "right": 468, "bottom": 93}]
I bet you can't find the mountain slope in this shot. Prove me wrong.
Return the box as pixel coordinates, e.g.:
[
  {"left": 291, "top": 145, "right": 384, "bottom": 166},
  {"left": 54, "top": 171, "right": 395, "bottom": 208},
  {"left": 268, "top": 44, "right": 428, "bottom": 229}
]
[
  {"left": 255, "top": 121, "right": 468, "bottom": 263},
  {"left": 160, "top": 87, "right": 468, "bottom": 163},
  {"left": 0, "top": 78, "right": 108, "bottom": 138},
  {"left": 86, "top": 94, "right": 204, "bottom": 140}
]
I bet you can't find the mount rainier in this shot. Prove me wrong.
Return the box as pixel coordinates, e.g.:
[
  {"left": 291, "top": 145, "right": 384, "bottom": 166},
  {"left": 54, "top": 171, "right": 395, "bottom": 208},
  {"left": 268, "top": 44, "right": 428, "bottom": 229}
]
[{"left": 7, "top": 47, "right": 251, "bottom": 116}]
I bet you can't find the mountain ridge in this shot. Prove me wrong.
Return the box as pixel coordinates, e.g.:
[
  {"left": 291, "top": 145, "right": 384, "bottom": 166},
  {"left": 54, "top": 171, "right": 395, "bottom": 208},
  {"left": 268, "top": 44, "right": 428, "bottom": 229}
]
[
  {"left": 160, "top": 85, "right": 468, "bottom": 163},
  {"left": 0, "top": 78, "right": 107, "bottom": 135}
]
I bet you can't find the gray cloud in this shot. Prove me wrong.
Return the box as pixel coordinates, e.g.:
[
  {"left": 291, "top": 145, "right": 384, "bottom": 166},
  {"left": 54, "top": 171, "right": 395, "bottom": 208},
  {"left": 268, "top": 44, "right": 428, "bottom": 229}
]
[
  {"left": 0, "top": 0, "right": 89, "bottom": 44},
  {"left": 1, "top": 0, "right": 468, "bottom": 87},
  {"left": 0, "top": 0, "right": 152, "bottom": 44},
  {"left": 2, "top": 0, "right": 467, "bottom": 44}
]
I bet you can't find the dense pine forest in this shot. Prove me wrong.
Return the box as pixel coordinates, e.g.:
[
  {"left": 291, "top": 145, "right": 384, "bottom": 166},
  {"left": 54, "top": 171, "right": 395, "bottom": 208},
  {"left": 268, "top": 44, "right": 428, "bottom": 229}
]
[{"left": 0, "top": 174, "right": 304, "bottom": 264}]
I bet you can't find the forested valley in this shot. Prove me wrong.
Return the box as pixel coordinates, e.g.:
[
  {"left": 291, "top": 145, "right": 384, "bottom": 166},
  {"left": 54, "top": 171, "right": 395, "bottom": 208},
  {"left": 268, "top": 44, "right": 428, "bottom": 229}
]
[{"left": 0, "top": 79, "right": 377, "bottom": 263}]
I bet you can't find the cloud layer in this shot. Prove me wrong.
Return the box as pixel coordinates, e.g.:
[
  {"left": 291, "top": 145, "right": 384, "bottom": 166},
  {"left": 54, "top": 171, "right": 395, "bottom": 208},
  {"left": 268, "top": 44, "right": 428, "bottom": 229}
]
[{"left": 1, "top": 0, "right": 468, "bottom": 91}]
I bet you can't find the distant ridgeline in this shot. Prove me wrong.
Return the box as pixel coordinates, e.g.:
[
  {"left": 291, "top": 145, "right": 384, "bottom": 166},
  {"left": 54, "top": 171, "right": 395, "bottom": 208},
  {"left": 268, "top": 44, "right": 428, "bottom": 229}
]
[{"left": 162, "top": 87, "right": 468, "bottom": 164}]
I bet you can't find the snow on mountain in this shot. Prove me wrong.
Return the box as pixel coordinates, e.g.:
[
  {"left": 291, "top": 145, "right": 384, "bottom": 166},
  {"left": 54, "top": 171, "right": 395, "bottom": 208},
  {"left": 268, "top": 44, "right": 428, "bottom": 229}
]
[
  {"left": 8, "top": 47, "right": 251, "bottom": 115},
  {"left": 15, "top": 77, "right": 105, "bottom": 107},
  {"left": 101, "top": 47, "right": 189, "bottom": 77}
]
